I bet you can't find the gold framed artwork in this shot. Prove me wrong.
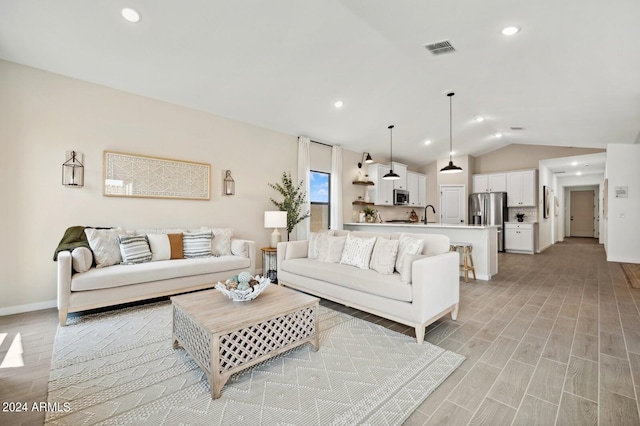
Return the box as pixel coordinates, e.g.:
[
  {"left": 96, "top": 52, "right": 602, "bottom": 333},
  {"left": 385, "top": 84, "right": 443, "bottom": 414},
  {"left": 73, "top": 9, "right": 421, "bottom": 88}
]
[{"left": 103, "top": 151, "right": 211, "bottom": 200}]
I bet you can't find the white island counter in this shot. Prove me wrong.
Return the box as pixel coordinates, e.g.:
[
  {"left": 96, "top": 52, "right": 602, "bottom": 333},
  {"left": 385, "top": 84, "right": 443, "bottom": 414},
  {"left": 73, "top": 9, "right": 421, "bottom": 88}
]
[{"left": 344, "top": 222, "right": 499, "bottom": 280}]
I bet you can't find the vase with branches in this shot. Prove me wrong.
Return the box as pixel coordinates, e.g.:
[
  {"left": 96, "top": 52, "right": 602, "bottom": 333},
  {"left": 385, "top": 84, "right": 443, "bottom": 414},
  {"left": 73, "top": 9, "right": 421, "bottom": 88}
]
[{"left": 268, "top": 171, "right": 310, "bottom": 240}]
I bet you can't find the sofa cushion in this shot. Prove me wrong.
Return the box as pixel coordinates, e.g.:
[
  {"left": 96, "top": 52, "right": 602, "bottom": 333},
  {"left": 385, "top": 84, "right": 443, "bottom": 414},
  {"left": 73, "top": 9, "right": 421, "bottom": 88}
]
[
  {"left": 85, "top": 227, "right": 126, "bottom": 268},
  {"left": 280, "top": 258, "right": 411, "bottom": 302},
  {"left": 118, "top": 235, "right": 153, "bottom": 264},
  {"left": 340, "top": 234, "right": 376, "bottom": 269},
  {"left": 370, "top": 238, "right": 399, "bottom": 274},
  {"left": 71, "top": 256, "right": 251, "bottom": 291}
]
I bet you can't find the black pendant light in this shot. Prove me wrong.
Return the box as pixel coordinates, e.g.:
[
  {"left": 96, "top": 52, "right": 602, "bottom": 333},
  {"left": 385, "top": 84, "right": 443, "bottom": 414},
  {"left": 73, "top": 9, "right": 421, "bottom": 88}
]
[
  {"left": 440, "top": 92, "right": 463, "bottom": 174},
  {"left": 382, "top": 125, "right": 400, "bottom": 180}
]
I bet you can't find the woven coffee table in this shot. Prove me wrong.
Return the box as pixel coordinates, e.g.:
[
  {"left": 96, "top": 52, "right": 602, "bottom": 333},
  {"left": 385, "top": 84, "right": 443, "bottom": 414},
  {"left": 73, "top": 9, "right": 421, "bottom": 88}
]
[{"left": 171, "top": 285, "right": 319, "bottom": 399}]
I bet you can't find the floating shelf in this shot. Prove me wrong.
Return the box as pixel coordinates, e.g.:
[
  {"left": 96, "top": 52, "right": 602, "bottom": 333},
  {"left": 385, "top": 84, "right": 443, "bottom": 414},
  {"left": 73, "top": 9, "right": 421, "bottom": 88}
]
[
  {"left": 352, "top": 181, "right": 374, "bottom": 186},
  {"left": 352, "top": 201, "right": 374, "bottom": 205}
]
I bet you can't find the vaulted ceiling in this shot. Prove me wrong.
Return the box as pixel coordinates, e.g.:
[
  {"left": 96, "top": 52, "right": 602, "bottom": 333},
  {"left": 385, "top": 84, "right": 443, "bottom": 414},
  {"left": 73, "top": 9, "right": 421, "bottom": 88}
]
[{"left": 1, "top": 0, "right": 639, "bottom": 166}]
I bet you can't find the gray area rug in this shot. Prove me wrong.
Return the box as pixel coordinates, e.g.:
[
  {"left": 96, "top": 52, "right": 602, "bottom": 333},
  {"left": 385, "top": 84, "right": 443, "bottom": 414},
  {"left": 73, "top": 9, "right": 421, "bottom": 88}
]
[{"left": 46, "top": 300, "right": 464, "bottom": 425}]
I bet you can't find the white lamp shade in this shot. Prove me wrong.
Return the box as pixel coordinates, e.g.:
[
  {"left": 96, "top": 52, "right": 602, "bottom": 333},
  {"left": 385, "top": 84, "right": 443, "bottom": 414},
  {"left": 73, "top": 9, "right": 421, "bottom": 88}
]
[{"left": 264, "top": 211, "right": 287, "bottom": 228}]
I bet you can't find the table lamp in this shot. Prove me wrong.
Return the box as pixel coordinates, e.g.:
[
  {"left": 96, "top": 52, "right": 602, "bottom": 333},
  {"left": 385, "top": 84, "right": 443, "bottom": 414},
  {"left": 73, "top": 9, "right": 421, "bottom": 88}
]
[{"left": 264, "top": 211, "right": 287, "bottom": 248}]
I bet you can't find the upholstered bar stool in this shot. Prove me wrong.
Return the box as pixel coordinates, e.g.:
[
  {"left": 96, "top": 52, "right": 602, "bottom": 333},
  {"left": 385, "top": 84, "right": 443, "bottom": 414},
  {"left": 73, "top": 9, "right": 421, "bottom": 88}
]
[{"left": 449, "top": 242, "right": 476, "bottom": 283}]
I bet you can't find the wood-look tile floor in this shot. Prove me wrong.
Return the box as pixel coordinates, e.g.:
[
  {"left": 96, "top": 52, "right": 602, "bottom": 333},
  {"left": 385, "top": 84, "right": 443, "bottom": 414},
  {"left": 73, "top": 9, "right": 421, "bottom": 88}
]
[{"left": 1, "top": 237, "right": 639, "bottom": 425}]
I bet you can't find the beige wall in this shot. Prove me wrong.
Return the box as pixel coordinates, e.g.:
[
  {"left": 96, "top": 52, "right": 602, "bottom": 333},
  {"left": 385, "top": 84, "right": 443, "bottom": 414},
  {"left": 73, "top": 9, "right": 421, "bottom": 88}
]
[
  {"left": 473, "top": 144, "right": 605, "bottom": 174},
  {"left": 0, "top": 60, "right": 299, "bottom": 311}
]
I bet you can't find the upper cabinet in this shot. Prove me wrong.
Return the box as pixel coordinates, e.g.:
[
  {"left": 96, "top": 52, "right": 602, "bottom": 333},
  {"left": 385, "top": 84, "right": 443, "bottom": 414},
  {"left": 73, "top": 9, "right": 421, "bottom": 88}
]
[
  {"left": 472, "top": 172, "right": 507, "bottom": 193},
  {"left": 367, "top": 164, "right": 394, "bottom": 206},
  {"left": 391, "top": 162, "right": 408, "bottom": 190},
  {"left": 407, "top": 171, "right": 427, "bottom": 207},
  {"left": 506, "top": 169, "right": 537, "bottom": 207}
]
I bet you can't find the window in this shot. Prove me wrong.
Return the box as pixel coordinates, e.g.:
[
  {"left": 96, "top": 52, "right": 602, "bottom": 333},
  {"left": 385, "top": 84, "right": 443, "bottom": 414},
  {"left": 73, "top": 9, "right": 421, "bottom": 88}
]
[{"left": 310, "top": 171, "right": 330, "bottom": 231}]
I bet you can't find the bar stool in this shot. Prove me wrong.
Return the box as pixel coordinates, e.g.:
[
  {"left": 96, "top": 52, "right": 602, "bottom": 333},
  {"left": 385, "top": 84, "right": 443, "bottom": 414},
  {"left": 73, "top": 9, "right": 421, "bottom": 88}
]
[{"left": 450, "top": 242, "right": 476, "bottom": 283}]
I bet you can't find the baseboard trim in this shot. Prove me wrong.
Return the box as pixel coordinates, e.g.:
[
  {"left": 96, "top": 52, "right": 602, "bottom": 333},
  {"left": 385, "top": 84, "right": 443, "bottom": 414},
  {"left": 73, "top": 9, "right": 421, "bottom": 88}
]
[
  {"left": 0, "top": 300, "right": 57, "bottom": 316},
  {"left": 607, "top": 255, "right": 640, "bottom": 264}
]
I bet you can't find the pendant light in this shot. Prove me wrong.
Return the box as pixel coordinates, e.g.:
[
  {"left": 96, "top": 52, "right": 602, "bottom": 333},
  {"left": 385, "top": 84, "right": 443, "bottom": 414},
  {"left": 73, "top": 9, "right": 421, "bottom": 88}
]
[
  {"left": 382, "top": 125, "right": 400, "bottom": 180},
  {"left": 440, "top": 92, "right": 463, "bottom": 174}
]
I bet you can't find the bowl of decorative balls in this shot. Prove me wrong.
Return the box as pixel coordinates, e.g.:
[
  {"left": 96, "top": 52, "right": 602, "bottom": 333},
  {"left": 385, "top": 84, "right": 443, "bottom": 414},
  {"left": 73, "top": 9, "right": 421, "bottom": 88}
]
[{"left": 215, "top": 271, "right": 271, "bottom": 302}]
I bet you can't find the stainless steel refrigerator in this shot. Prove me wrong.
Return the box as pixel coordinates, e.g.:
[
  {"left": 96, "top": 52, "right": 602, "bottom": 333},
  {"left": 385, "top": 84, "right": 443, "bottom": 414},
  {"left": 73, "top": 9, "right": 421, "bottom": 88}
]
[{"left": 469, "top": 192, "right": 508, "bottom": 252}]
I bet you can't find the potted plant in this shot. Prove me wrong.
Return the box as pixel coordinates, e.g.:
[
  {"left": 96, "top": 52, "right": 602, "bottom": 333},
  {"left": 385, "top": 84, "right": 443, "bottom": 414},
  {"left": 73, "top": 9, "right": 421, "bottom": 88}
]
[
  {"left": 516, "top": 212, "right": 525, "bottom": 222},
  {"left": 362, "top": 206, "right": 376, "bottom": 223},
  {"left": 268, "top": 172, "right": 310, "bottom": 240}
]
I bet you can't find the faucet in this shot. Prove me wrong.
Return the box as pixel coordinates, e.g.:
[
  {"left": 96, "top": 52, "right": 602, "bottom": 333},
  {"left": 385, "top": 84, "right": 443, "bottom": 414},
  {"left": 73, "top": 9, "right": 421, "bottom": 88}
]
[{"left": 424, "top": 205, "right": 436, "bottom": 224}]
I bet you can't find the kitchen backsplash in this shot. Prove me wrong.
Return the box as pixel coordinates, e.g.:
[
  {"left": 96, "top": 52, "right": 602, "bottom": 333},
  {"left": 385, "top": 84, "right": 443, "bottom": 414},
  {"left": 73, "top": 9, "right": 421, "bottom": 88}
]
[{"left": 508, "top": 207, "right": 538, "bottom": 222}]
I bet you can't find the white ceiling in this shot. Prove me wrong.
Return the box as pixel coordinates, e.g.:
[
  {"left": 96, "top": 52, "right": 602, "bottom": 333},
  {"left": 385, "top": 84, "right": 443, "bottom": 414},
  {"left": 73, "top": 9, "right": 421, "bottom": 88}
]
[
  {"left": 540, "top": 152, "right": 606, "bottom": 177},
  {"left": 1, "top": 0, "right": 639, "bottom": 166}
]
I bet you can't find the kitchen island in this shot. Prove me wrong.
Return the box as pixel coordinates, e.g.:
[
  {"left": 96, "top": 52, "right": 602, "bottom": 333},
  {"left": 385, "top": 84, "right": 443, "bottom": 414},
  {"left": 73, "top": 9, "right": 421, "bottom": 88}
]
[{"left": 344, "top": 222, "right": 499, "bottom": 280}]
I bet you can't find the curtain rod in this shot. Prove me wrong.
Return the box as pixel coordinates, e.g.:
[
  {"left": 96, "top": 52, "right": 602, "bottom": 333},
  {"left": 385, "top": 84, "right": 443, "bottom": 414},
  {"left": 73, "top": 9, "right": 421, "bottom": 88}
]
[{"left": 299, "top": 137, "right": 332, "bottom": 148}]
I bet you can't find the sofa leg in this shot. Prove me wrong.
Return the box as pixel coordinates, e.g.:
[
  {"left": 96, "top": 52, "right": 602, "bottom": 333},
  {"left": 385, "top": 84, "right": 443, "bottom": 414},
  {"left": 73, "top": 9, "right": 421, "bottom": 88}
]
[
  {"left": 415, "top": 325, "right": 425, "bottom": 344},
  {"left": 58, "top": 309, "right": 68, "bottom": 327},
  {"left": 451, "top": 304, "right": 459, "bottom": 321}
]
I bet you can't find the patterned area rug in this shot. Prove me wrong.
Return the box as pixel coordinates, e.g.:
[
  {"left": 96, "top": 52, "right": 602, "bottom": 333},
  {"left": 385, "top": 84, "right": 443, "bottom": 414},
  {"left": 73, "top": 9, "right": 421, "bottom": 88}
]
[
  {"left": 46, "top": 301, "right": 463, "bottom": 425},
  {"left": 621, "top": 263, "right": 640, "bottom": 289}
]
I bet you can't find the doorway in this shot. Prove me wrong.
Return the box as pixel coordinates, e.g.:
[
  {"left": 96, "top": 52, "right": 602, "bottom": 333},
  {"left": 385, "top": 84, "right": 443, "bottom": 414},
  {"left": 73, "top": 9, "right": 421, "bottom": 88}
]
[
  {"left": 440, "top": 185, "right": 466, "bottom": 224},
  {"left": 570, "top": 190, "right": 595, "bottom": 237}
]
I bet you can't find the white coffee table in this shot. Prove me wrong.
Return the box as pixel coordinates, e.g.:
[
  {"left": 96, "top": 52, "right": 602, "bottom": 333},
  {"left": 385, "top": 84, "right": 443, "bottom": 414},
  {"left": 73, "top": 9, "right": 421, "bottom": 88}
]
[{"left": 171, "top": 285, "right": 319, "bottom": 399}]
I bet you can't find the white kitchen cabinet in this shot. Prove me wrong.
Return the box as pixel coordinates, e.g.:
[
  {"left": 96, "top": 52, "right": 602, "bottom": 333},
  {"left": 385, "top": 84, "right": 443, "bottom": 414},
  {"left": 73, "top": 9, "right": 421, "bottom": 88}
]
[
  {"left": 472, "top": 172, "right": 506, "bottom": 193},
  {"left": 506, "top": 170, "right": 537, "bottom": 207},
  {"left": 407, "top": 171, "right": 427, "bottom": 207},
  {"left": 391, "top": 162, "right": 408, "bottom": 190},
  {"left": 367, "top": 163, "right": 394, "bottom": 206},
  {"left": 504, "top": 222, "right": 537, "bottom": 254}
]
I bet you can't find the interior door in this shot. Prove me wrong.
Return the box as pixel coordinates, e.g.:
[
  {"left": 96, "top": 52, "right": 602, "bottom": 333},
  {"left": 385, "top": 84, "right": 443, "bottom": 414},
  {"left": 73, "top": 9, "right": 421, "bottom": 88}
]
[
  {"left": 440, "top": 185, "right": 465, "bottom": 224},
  {"left": 570, "top": 190, "right": 594, "bottom": 237}
]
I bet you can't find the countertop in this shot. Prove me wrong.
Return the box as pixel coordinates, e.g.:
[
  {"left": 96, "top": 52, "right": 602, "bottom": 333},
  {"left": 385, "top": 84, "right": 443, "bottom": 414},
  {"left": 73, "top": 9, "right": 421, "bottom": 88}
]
[
  {"left": 344, "top": 222, "right": 500, "bottom": 230},
  {"left": 504, "top": 221, "right": 539, "bottom": 224}
]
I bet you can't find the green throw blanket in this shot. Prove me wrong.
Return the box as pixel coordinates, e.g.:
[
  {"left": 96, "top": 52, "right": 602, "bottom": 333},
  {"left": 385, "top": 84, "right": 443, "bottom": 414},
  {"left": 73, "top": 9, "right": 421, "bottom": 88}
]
[{"left": 53, "top": 226, "right": 90, "bottom": 261}]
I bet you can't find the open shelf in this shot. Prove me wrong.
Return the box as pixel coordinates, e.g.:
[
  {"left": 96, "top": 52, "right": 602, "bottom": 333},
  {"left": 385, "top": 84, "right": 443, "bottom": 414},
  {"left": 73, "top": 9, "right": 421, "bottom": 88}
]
[
  {"left": 352, "top": 201, "right": 374, "bottom": 205},
  {"left": 352, "top": 181, "right": 374, "bottom": 186}
]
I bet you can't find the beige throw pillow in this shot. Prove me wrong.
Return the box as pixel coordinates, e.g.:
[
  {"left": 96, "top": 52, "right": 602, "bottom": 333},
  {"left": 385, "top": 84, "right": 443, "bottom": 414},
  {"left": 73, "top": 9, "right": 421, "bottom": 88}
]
[
  {"left": 84, "top": 227, "right": 126, "bottom": 268},
  {"left": 340, "top": 234, "right": 376, "bottom": 269},
  {"left": 395, "top": 235, "right": 425, "bottom": 275},
  {"left": 308, "top": 230, "right": 334, "bottom": 259},
  {"left": 71, "top": 247, "right": 93, "bottom": 273},
  {"left": 370, "top": 238, "right": 399, "bottom": 274},
  {"left": 146, "top": 233, "right": 171, "bottom": 261},
  {"left": 318, "top": 236, "right": 347, "bottom": 263},
  {"left": 202, "top": 227, "right": 233, "bottom": 256}
]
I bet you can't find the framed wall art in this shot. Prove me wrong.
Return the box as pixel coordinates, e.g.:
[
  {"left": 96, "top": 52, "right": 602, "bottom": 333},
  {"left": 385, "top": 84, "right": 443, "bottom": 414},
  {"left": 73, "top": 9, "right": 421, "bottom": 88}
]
[{"left": 103, "top": 151, "right": 210, "bottom": 200}]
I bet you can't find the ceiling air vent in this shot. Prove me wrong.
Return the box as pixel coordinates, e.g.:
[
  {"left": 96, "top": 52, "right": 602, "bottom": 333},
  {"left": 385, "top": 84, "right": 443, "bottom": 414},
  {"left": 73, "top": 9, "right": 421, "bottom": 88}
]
[
  {"left": 554, "top": 171, "right": 566, "bottom": 174},
  {"left": 424, "top": 40, "right": 455, "bottom": 55},
  {"left": 510, "top": 126, "right": 525, "bottom": 131}
]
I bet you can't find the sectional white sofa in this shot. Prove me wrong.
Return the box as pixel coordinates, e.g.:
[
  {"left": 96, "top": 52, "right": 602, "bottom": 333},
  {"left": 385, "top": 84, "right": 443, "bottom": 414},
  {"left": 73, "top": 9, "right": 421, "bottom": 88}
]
[{"left": 277, "top": 230, "right": 459, "bottom": 344}]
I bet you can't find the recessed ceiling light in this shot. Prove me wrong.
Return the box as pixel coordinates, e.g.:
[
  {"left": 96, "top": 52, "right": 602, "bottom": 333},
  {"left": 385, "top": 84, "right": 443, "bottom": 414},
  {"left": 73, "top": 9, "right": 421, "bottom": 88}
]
[
  {"left": 501, "top": 26, "right": 520, "bottom": 36},
  {"left": 334, "top": 101, "right": 344, "bottom": 108},
  {"left": 475, "top": 116, "right": 485, "bottom": 122},
  {"left": 450, "top": 151, "right": 456, "bottom": 155},
  {"left": 495, "top": 132, "right": 503, "bottom": 138},
  {"left": 576, "top": 171, "right": 582, "bottom": 176},
  {"left": 424, "top": 140, "right": 432, "bottom": 145},
  {"left": 121, "top": 8, "right": 141, "bottom": 23},
  {"left": 571, "top": 161, "right": 578, "bottom": 166}
]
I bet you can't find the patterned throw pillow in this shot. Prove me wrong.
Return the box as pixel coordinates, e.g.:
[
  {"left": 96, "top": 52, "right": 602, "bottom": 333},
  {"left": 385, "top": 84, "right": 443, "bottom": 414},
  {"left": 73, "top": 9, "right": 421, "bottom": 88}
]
[
  {"left": 84, "top": 227, "right": 126, "bottom": 268},
  {"left": 395, "top": 235, "right": 425, "bottom": 275},
  {"left": 183, "top": 231, "right": 213, "bottom": 258},
  {"left": 201, "top": 227, "right": 233, "bottom": 256},
  {"left": 369, "top": 238, "right": 399, "bottom": 274},
  {"left": 318, "top": 236, "right": 347, "bottom": 263},
  {"left": 118, "top": 235, "right": 153, "bottom": 265},
  {"left": 308, "top": 231, "right": 334, "bottom": 259},
  {"left": 340, "top": 234, "right": 376, "bottom": 269}
]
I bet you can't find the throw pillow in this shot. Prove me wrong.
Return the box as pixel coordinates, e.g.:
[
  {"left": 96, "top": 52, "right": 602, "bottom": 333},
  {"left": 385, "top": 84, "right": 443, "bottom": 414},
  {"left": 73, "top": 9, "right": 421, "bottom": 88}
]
[
  {"left": 401, "top": 254, "right": 428, "bottom": 284},
  {"left": 202, "top": 227, "right": 233, "bottom": 256},
  {"left": 231, "top": 239, "right": 248, "bottom": 258},
  {"left": 146, "top": 233, "right": 171, "bottom": 261},
  {"left": 84, "top": 227, "right": 126, "bottom": 268},
  {"left": 318, "top": 236, "right": 347, "bottom": 263},
  {"left": 308, "top": 230, "right": 334, "bottom": 259},
  {"left": 285, "top": 240, "right": 309, "bottom": 260},
  {"left": 395, "top": 235, "right": 425, "bottom": 275},
  {"left": 71, "top": 247, "right": 93, "bottom": 273},
  {"left": 183, "top": 231, "right": 213, "bottom": 258},
  {"left": 167, "top": 233, "right": 184, "bottom": 259},
  {"left": 370, "top": 238, "right": 399, "bottom": 274},
  {"left": 117, "top": 234, "right": 153, "bottom": 265},
  {"left": 340, "top": 234, "right": 376, "bottom": 269}
]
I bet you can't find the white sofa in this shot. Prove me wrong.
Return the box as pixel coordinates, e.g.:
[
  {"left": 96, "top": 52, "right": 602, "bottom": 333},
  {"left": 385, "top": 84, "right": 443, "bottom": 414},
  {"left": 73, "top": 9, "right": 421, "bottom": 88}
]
[
  {"left": 57, "top": 228, "right": 255, "bottom": 326},
  {"left": 277, "top": 231, "right": 459, "bottom": 344}
]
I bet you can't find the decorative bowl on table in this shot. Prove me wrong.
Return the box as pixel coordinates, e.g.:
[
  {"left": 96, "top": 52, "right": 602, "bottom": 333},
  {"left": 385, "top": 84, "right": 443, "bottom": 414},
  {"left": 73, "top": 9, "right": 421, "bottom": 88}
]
[{"left": 215, "top": 273, "right": 271, "bottom": 302}]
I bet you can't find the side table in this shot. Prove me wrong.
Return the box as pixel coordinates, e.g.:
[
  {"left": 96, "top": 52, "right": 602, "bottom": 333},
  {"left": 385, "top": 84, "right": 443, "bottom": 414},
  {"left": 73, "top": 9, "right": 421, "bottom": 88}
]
[{"left": 261, "top": 246, "right": 278, "bottom": 283}]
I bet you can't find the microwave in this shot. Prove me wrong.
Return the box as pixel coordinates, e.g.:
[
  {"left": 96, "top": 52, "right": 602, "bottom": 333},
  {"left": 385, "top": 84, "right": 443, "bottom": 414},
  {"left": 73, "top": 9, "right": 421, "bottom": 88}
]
[{"left": 394, "top": 189, "right": 409, "bottom": 205}]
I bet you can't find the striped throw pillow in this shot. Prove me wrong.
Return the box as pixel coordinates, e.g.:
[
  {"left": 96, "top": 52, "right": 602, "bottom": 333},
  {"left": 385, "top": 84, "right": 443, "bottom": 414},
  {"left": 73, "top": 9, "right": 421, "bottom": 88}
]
[
  {"left": 117, "top": 235, "right": 152, "bottom": 265},
  {"left": 183, "top": 231, "right": 213, "bottom": 258}
]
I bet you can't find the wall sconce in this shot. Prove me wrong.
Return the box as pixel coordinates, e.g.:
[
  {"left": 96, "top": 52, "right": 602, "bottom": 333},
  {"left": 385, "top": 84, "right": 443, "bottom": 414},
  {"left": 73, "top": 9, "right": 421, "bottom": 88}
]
[
  {"left": 223, "top": 170, "right": 235, "bottom": 195},
  {"left": 62, "top": 151, "right": 84, "bottom": 187},
  {"left": 357, "top": 152, "right": 373, "bottom": 168}
]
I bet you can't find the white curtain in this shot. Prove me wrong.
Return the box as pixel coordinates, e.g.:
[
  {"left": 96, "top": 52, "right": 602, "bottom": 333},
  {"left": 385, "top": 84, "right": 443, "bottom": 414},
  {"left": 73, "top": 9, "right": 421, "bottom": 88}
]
[
  {"left": 330, "top": 146, "right": 343, "bottom": 230},
  {"left": 296, "top": 137, "right": 311, "bottom": 241}
]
